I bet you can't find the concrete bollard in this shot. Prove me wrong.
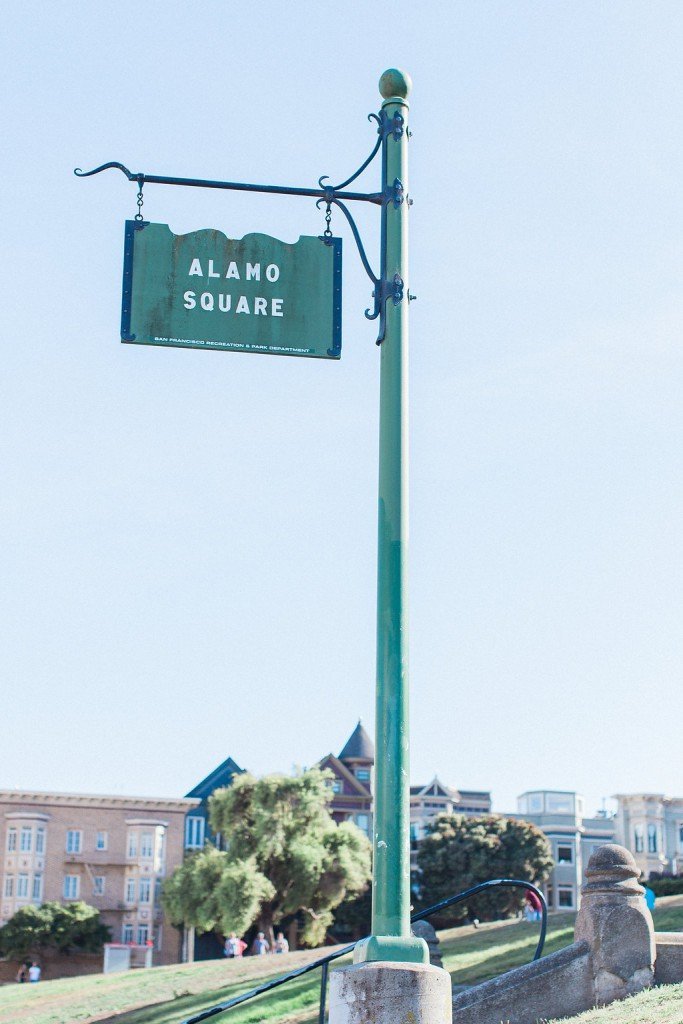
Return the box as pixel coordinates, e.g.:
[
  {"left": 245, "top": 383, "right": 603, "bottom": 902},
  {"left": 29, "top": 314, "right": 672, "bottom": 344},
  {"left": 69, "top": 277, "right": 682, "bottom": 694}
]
[
  {"left": 329, "top": 961, "right": 453, "bottom": 1024},
  {"left": 575, "top": 843, "right": 656, "bottom": 1004},
  {"left": 412, "top": 919, "right": 444, "bottom": 969}
]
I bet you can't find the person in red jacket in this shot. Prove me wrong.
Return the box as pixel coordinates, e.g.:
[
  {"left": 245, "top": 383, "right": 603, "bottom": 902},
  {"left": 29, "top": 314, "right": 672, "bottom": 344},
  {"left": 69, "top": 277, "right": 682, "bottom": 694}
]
[{"left": 525, "top": 889, "right": 543, "bottom": 922}]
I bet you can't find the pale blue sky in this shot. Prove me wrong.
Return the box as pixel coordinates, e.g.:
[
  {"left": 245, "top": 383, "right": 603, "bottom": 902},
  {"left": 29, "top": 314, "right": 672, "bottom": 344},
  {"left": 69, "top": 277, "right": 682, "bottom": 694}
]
[{"left": 2, "top": 1, "right": 682, "bottom": 816}]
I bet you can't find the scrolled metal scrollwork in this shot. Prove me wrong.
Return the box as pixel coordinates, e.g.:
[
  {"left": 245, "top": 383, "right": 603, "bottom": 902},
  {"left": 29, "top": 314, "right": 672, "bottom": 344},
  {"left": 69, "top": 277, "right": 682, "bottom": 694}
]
[
  {"left": 75, "top": 106, "right": 405, "bottom": 346},
  {"left": 74, "top": 162, "right": 139, "bottom": 180}
]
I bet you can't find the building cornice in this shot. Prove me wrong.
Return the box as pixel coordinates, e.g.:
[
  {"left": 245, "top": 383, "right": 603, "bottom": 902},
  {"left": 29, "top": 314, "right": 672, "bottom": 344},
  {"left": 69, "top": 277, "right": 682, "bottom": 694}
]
[
  {"left": 613, "top": 793, "right": 666, "bottom": 802},
  {"left": 4, "top": 811, "right": 51, "bottom": 821},
  {"left": 125, "top": 818, "right": 169, "bottom": 827},
  {"left": 0, "top": 790, "right": 199, "bottom": 813}
]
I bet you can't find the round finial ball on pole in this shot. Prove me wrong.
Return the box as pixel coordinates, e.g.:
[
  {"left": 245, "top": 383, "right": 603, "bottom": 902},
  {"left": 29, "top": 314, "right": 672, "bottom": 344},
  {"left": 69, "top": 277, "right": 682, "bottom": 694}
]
[{"left": 379, "top": 68, "right": 412, "bottom": 102}]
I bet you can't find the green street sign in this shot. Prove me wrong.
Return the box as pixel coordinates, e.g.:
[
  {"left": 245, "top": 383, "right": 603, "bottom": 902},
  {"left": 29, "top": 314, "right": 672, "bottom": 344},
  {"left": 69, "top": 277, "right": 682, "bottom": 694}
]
[{"left": 121, "top": 221, "right": 342, "bottom": 358}]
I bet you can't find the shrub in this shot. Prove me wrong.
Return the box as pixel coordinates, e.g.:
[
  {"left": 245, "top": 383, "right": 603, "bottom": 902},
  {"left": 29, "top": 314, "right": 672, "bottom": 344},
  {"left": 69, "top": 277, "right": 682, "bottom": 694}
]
[{"left": 646, "top": 875, "right": 683, "bottom": 897}]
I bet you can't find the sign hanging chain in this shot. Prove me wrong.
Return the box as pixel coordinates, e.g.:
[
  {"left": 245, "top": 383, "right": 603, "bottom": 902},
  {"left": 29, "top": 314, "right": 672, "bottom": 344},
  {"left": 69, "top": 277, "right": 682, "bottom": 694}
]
[
  {"left": 135, "top": 177, "right": 144, "bottom": 222},
  {"left": 323, "top": 201, "right": 332, "bottom": 238}
]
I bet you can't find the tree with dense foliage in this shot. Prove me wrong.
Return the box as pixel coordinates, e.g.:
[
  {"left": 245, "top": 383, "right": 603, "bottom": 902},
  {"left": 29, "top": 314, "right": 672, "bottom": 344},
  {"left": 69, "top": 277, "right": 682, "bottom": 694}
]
[
  {"left": 162, "top": 847, "right": 276, "bottom": 938},
  {"left": 330, "top": 884, "right": 372, "bottom": 941},
  {"left": 0, "top": 902, "right": 111, "bottom": 960},
  {"left": 163, "top": 769, "right": 372, "bottom": 947},
  {"left": 415, "top": 814, "right": 553, "bottom": 925}
]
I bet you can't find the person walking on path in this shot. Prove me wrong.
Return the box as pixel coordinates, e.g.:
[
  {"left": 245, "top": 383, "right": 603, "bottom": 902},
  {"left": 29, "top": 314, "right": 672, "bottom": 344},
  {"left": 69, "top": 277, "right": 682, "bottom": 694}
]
[
  {"left": 252, "top": 932, "right": 270, "bottom": 955},
  {"left": 28, "top": 963, "right": 41, "bottom": 983},
  {"left": 274, "top": 932, "right": 289, "bottom": 953}
]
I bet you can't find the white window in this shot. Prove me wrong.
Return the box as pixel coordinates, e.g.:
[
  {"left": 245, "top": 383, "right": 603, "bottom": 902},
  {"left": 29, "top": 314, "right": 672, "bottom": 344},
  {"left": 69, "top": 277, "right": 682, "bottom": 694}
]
[
  {"left": 556, "top": 844, "right": 574, "bottom": 864},
  {"left": 20, "top": 827, "right": 32, "bottom": 852},
  {"left": 63, "top": 875, "right": 79, "bottom": 900},
  {"left": 6, "top": 828, "right": 16, "bottom": 852},
  {"left": 557, "top": 886, "right": 574, "bottom": 909},
  {"left": 16, "top": 874, "right": 29, "bottom": 898},
  {"left": 647, "top": 824, "right": 658, "bottom": 853},
  {"left": 154, "top": 877, "right": 162, "bottom": 903},
  {"left": 122, "top": 923, "right": 134, "bottom": 944},
  {"left": 127, "top": 832, "right": 138, "bottom": 858},
  {"left": 32, "top": 874, "right": 42, "bottom": 901},
  {"left": 139, "top": 878, "right": 151, "bottom": 903},
  {"left": 96, "top": 832, "right": 108, "bottom": 851},
  {"left": 66, "top": 830, "right": 82, "bottom": 854},
  {"left": 634, "top": 824, "right": 644, "bottom": 853},
  {"left": 35, "top": 828, "right": 45, "bottom": 854},
  {"left": 678, "top": 824, "right": 683, "bottom": 851},
  {"left": 93, "top": 876, "right": 105, "bottom": 896},
  {"left": 140, "top": 832, "right": 153, "bottom": 859},
  {"left": 355, "top": 768, "right": 371, "bottom": 782},
  {"left": 332, "top": 780, "right": 342, "bottom": 794},
  {"left": 4, "top": 876, "right": 14, "bottom": 898},
  {"left": 125, "top": 877, "right": 136, "bottom": 903},
  {"left": 528, "top": 794, "right": 543, "bottom": 813},
  {"left": 547, "top": 795, "right": 573, "bottom": 814},
  {"left": 137, "top": 925, "right": 149, "bottom": 945},
  {"left": 185, "top": 817, "right": 205, "bottom": 849},
  {"left": 355, "top": 814, "right": 369, "bottom": 834}
]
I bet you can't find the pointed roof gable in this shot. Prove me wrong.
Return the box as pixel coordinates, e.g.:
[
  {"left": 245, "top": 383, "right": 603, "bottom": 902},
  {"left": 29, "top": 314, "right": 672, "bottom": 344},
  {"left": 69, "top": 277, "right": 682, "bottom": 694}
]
[
  {"left": 339, "top": 720, "right": 374, "bottom": 763},
  {"left": 185, "top": 756, "right": 245, "bottom": 800},
  {"left": 411, "top": 776, "right": 461, "bottom": 801},
  {"left": 318, "top": 753, "right": 372, "bottom": 797}
]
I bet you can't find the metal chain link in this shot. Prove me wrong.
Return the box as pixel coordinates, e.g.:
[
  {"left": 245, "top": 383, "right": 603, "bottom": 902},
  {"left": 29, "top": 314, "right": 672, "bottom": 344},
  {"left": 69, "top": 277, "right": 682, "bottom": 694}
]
[
  {"left": 135, "top": 179, "right": 144, "bottom": 221},
  {"left": 323, "top": 202, "right": 332, "bottom": 238}
]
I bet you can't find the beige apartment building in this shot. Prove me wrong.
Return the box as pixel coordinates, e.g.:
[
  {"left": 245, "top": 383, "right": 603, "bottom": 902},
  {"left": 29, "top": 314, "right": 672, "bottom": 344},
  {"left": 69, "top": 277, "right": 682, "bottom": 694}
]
[
  {"left": 614, "top": 793, "right": 683, "bottom": 878},
  {"left": 0, "top": 790, "right": 198, "bottom": 966},
  {"left": 511, "top": 790, "right": 616, "bottom": 911}
]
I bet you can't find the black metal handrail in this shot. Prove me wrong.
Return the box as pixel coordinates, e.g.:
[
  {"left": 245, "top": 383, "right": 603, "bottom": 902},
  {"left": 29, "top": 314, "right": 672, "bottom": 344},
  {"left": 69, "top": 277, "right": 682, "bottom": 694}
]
[{"left": 182, "top": 878, "right": 547, "bottom": 1024}]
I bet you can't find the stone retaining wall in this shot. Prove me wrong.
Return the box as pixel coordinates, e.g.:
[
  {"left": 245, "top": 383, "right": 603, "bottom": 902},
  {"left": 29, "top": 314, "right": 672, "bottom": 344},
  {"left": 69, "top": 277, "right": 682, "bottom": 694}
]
[{"left": 449, "top": 844, "right": 683, "bottom": 1024}]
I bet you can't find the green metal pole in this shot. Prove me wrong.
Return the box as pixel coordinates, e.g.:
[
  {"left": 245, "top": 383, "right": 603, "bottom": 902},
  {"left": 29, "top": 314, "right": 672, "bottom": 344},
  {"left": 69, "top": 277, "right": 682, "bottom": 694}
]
[{"left": 354, "top": 69, "right": 428, "bottom": 966}]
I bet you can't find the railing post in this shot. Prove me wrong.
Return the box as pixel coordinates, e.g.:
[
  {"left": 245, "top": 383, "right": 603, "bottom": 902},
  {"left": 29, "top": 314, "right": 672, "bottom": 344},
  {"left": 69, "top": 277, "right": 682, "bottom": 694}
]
[{"left": 319, "top": 960, "right": 329, "bottom": 1024}]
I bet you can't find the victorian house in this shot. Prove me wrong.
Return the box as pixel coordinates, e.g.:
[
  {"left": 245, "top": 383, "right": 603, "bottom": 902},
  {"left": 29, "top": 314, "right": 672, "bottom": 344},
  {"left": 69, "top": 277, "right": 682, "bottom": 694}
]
[{"left": 317, "top": 721, "right": 374, "bottom": 838}]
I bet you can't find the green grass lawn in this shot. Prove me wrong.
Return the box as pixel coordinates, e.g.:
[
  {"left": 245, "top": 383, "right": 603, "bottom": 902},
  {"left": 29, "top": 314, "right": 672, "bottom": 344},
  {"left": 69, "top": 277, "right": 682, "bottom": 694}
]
[
  {"left": 547, "top": 982, "right": 683, "bottom": 1023},
  {"left": 440, "top": 911, "right": 577, "bottom": 986},
  {"left": 0, "top": 947, "right": 347, "bottom": 1024},
  {"left": 0, "top": 899, "right": 681, "bottom": 1024}
]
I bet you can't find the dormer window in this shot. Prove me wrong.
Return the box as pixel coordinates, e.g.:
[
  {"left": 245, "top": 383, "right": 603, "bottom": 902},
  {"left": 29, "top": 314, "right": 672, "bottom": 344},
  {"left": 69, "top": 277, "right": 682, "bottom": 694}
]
[{"left": 355, "top": 769, "right": 370, "bottom": 782}]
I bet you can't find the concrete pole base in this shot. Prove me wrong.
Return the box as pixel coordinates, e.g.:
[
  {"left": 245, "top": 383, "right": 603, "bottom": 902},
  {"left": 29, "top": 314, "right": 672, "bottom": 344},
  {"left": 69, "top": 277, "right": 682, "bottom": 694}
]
[{"left": 329, "top": 960, "right": 453, "bottom": 1024}]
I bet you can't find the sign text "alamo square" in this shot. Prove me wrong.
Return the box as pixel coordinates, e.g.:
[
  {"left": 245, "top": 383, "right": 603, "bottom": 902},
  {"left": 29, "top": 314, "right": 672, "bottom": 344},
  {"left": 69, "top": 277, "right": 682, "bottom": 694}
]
[{"left": 183, "top": 258, "right": 284, "bottom": 317}]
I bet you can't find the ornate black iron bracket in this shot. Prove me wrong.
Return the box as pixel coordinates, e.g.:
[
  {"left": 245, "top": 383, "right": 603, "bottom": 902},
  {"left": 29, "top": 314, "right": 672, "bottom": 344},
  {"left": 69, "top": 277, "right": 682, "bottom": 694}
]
[
  {"left": 75, "top": 105, "right": 408, "bottom": 346},
  {"left": 73, "top": 161, "right": 383, "bottom": 206},
  {"left": 371, "top": 109, "right": 404, "bottom": 141}
]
